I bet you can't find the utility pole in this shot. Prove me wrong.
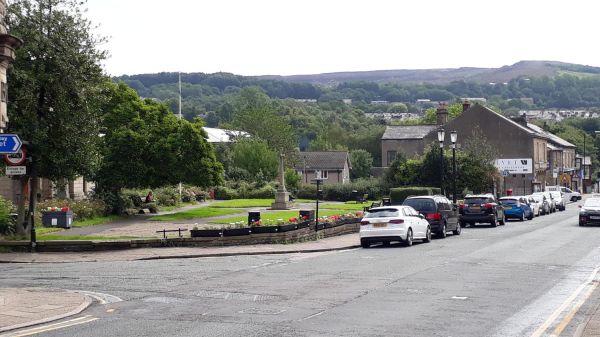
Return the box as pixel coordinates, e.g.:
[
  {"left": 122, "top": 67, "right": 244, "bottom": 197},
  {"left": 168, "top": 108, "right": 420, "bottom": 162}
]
[{"left": 178, "top": 72, "right": 182, "bottom": 200}]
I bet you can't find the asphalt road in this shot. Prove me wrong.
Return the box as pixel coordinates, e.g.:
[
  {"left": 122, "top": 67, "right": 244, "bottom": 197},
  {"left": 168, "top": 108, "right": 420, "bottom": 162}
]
[{"left": 2, "top": 202, "right": 600, "bottom": 337}]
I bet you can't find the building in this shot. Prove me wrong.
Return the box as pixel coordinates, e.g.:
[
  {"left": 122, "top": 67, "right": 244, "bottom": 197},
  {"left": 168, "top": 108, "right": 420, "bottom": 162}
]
[
  {"left": 381, "top": 102, "right": 580, "bottom": 195},
  {"left": 295, "top": 151, "right": 352, "bottom": 185},
  {"left": 203, "top": 127, "right": 248, "bottom": 143}
]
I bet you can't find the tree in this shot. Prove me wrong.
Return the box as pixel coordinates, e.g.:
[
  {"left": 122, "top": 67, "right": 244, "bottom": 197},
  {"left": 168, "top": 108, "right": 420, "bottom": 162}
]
[
  {"left": 232, "top": 137, "right": 278, "bottom": 182},
  {"left": 8, "top": 0, "right": 108, "bottom": 235},
  {"left": 384, "top": 149, "right": 407, "bottom": 187},
  {"left": 387, "top": 103, "right": 408, "bottom": 113},
  {"left": 96, "top": 83, "right": 223, "bottom": 193},
  {"left": 350, "top": 149, "right": 373, "bottom": 180}
]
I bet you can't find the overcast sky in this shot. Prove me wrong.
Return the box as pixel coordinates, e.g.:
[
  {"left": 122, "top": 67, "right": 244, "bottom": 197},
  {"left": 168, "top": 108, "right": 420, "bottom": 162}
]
[{"left": 85, "top": 0, "right": 600, "bottom": 77}]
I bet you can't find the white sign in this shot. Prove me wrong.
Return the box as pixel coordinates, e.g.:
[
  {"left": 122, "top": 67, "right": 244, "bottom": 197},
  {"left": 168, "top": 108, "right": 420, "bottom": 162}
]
[
  {"left": 6, "top": 166, "right": 26, "bottom": 176},
  {"left": 496, "top": 158, "right": 533, "bottom": 174}
]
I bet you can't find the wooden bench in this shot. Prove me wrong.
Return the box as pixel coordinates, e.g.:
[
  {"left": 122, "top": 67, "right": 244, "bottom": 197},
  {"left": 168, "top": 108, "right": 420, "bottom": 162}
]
[
  {"left": 196, "top": 193, "right": 206, "bottom": 202},
  {"left": 358, "top": 194, "right": 368, "bottom": 204}
]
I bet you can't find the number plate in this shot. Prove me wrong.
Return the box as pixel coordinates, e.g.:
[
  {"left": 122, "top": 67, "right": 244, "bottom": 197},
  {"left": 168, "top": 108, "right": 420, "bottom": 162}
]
[
  {"left": 470, "top": 206, "right": 481, "bottom": 210},
  {"left": 591, "top": 216, "right": 600, "bottom": 220},
  {"left": 504, "top": 206, "right": 512, "bottom": 209},
  {"left": 373, "top": 223, "right": 387, "bottom": 228}
]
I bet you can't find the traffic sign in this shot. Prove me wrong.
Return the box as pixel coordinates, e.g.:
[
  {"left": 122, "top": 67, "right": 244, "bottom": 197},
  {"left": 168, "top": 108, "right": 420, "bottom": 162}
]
[
  {"left": 6, "top": 166, "right": 26, "bottom": 176},
  {"left": 502, "top": 171, "right": 508, "bottom": 177},
  {"left": 0, "top": 134, "right": 22, "bottom": 153},
  {"left": 5, "top": 148, "right": 25, "bottom": 165},
  {"left": 528, "top": 177, "right": 535, "bottom": 181}
]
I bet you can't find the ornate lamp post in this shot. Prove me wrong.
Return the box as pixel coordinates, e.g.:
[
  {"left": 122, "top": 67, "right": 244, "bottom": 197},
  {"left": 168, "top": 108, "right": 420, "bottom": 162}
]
[
  {"left": 451, "top": 130, "right": 458, "bottom": 204},
  {"left": 437, "top": 129, "right": 445, "bottom": 196}
]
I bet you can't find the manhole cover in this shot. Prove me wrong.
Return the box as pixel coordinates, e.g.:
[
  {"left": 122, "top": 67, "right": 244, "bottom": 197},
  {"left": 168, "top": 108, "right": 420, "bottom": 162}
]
[
  {"left": 192, "top": 290, "right": 275, "bottom": 301},
  {"left": 238, "top": 308, "right": 286, "bottom": 315}
]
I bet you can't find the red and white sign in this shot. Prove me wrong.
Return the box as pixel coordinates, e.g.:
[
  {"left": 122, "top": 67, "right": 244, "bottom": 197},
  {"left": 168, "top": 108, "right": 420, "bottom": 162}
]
[{"left": 5, "top": 148, "right": 26, "bottom": 166}]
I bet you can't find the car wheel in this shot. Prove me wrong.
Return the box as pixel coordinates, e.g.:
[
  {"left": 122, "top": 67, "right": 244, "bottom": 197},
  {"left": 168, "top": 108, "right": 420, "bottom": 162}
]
[
  {"left": 537, "top": 209, "right": 541, "bottom": 217},
  {"left": 423, "top": 227, "right": 431, "bottom": 243},
  {"left": 404, "top": 228, "right": 413, "bottom": 247},
  {"left": 438, "top": 224, "right": 447, "bottom": 238},
  {"left": 382, "top": 241, "right": 391, "bottom": 246},
  {"left": 469, "top": 222, "right": 475, "bottom": 227},
  {"left": 579, "top": 221, "right": 585, "bottom": 227},
  {"left": 361, "top": 240, "right": 370, "bottom": 248},
  {"left": 519, "top": 212, "right": 525, "bottom": 222},
  {"left": 527, "top": 211, "right": 534, "bottom": 220},
  {"left": 491, "top": 216, "right": 498, "bottom": 227},
  {"left": 499, "top": 214, "right": 506, "bottom": 226},
  {"left": 572, "top": 197, "right": 577, "bottom": 202},
  {"left": 452, "top": 222, "right": 461, "bottom": 235}
]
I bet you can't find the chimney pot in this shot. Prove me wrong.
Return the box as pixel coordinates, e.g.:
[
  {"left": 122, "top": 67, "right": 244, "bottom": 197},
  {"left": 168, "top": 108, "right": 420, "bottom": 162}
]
[{"left": 462, "top": 100, "right": 470, "bottom": 112}]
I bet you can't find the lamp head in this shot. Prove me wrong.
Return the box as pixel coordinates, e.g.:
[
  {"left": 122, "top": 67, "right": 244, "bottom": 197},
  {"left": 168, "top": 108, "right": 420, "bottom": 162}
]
[
  {"left": 450, "top": 130, "right": 457, "bottom": 144},
  {"left": 437, "top": 129, "right": 445, "bottom": 143}
]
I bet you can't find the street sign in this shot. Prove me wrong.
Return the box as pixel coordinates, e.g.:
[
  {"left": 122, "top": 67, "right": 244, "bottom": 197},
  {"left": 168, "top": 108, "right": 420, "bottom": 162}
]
[
  {"left": 528, "top": 177, "right": 535, "bottom": 181},
  {"left": 0, "top": 134, "right": 22, "bottom": 154},
  {"left": 310, "top": 179, "right": 324, "bottom": 185},
  {"left": 6, "top": 166, "right": 26, "bottom": 176},
  {"left": 502, "top": 171, "right": 508, "bottom": 177},
  {"left": 5, "top": 148, "right": 25, "bottom": 166}
]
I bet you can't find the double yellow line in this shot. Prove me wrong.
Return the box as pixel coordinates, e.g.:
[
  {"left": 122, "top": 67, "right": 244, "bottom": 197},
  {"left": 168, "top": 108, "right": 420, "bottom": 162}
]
[{"left": 0, "top": 315, "right": 99, "bottom": 337}]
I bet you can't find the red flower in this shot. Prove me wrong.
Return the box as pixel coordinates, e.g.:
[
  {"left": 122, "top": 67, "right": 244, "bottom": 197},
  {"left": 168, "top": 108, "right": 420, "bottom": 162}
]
[
  {"left": 61, "top": 207, "right": 69, "bottom": 211},
  {"left": 254, "top": 221, "right": 260, "bottom": 226},
  {"left": 302, "top": 216, "right": 307, "bottom": 220}
]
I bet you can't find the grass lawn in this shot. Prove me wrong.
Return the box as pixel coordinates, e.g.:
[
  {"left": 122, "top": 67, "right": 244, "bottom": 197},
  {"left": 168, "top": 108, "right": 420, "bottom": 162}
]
[
  {"left": 208, "top": 210, "right": 351, "bottom": 224},
  {"left": 148, "top": 207, "right": 243, "bottom": 221},
  {"left": 319, "top": 203, "right": 366, "bottom": 211},
  {"left": 211, "top": 199, "right": 316, "bottom": 208},
  {"left": 35, "top": 227, "right": 64, "bottom": 234},
  {"left": 160, "top": 201, "right": 199, "bottom": 212}
]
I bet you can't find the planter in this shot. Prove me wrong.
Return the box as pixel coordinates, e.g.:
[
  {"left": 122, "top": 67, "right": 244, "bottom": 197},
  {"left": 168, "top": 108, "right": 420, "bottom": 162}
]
[
  {"left": 278, "top": 224, "right": 297, "bottom": 233},
  {"left": 223, "top": 228, "right": 252, "bottom": 237},
  {"left": 42, "top": 211, "right": 74, "bottom": 228},
  {"left": 311, "top": 223, "right": 325, "bottom": 231},
  {"left": 324, "top": 222, "right": 335, "bottom": 229},
  {"left": 251, "top": 226, "right": 279, "bottom": 234},
  {"left": 296, "top": 221, "right": 310, "bottom": 229},
  {"left": 191, "top": 229, "right": 222, "bottom": 238},
  {"left": 347, "top": 218, "right": 360, "bottom": 224}
]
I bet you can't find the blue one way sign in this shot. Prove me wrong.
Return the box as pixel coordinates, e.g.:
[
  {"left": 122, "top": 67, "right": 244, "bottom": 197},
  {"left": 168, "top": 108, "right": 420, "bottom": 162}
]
[{"left": 0, "top": 134, "right": 22, "bottom": 153}]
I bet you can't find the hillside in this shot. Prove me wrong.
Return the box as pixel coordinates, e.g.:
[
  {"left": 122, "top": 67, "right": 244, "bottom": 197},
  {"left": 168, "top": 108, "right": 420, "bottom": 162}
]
[{"left": 258, "top": 61, "right": 592, "bottom": 85}]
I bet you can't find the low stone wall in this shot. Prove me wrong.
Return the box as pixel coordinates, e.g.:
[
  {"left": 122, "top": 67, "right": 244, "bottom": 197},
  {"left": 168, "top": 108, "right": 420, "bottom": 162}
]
[{"left": 1, "top": 223, "right": 361, "bottom": 253}]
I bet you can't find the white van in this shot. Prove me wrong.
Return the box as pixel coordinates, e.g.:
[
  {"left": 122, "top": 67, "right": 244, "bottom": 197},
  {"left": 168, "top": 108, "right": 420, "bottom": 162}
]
[{"left": 545, "top": 186, "right": 581, "bottom": 202}]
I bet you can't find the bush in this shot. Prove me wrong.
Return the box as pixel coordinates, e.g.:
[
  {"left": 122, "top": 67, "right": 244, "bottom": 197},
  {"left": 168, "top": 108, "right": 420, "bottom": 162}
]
[
  {"left": 213, "top": 186, "right": 239, "bottom": 200},
  {"left": 323, "top": 178, "right": 389, "bottom": 202},
  {"left": 0, "top": 196, "right": 16, "bottom": 235},
  {"left": 247, "top": 185, "right": 276, "bottom": 199},
  {"left": 37, "top": 199, "right": 111, "bottom": 221},
  {"left": 153, "top": 186, "right": 181, "bottom": 206},
  {"left": 296, "top": 184, "right": 317, "bottom": 200},
  {"left": 390, "top": 187, "right": 438, "bottom": 204}
]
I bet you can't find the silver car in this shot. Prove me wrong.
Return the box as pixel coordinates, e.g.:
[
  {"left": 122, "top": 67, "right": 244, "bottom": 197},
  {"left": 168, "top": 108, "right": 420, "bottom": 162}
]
[
  {"left": 549, "top": 191, "right": 566, "bottom": 211},
  {"left": 533, "top": 192, "right": 556, "bottom": 213}
]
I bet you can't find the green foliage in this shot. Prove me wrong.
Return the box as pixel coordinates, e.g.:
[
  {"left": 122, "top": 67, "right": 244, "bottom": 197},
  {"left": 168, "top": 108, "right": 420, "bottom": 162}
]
[
  {"left": 285, "top": 169, "right": 301, "bottom": 190},
  {"left": 296, "top": 178, "right": 389, "bottom": 202},
  {"left": 232, "top": 138, "right": 279, "bottom": 182},
  {"left": 0, "top": 196, "right": 16, "bottom": 235},
  {"left": 384, "top": 149, "right": 407, "bottom": 186},
  {"left": 350, "top": 149, "right": 373, "bottom": 180},
  {"left": 390, "top": 187, "right": 436, "bottom": 204},
  {"left": 37, "top": 199, "right": 110, "bottom": 222},
  {"left": 213, "top": 186, "right": 239, "bottom": 200}
]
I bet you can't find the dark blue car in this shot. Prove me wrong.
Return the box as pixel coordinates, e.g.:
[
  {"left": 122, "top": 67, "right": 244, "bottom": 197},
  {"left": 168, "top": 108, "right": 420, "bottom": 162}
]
[{"left": 499, "top": 196, "right": 533, "bottom": 221}]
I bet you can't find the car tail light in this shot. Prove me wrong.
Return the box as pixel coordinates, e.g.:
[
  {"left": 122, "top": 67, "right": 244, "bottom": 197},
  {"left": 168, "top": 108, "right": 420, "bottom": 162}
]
[
  {"left": 360, "top": 221, "right": 370, "bottom": 226},
  {"left": 389, "top": 219, "right": 404, "bottom": 224},
  {"left": 517, "top": 202, "right": 522, "bottom": 207},
  {"left": 427, "top": 213, "right": 441, "bottom": 220},
  {"left": 484, "top": 203, "right": 493, "bottom": 208},
  {"left": 459, "top": 204, "right": 465, "bottom": 209}
]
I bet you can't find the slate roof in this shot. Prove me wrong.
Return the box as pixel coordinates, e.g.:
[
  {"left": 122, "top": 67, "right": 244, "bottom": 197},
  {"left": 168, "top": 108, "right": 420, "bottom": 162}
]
[
  {"left": 382, "top": 125, "right": 438, "bottom": 140},
  {"left": 294, "top": 151, "right": 351, "bottom": 170},
  {"left": 527, "top": 123, "right": 577, "bottom": 148}
]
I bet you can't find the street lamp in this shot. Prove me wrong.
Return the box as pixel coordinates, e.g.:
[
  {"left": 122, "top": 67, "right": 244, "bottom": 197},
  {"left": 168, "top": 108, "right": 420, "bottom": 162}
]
[
  {"left": 451, "top": 130, "right": 458, "bottom": 204},
  {"left": 437, "top": 129, "right": 445, "bottom": 196}
]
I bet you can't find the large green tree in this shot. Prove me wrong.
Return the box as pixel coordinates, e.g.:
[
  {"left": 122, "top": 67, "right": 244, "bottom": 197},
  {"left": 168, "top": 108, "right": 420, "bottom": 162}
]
[
  {"left": 8, "top": 0, "right": 108, "bottom": 234},
  {"left": 350, "top": 149, "right": 373, "bottom": 180}
]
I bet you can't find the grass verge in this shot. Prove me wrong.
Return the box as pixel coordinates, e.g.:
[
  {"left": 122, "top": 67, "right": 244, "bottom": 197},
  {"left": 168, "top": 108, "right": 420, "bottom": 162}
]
[
  {"left": 148, "top": 207, "right": 243, "bottom": 221},
  {"left": 160, "top": 201, "right": 199, "bottom": 212},
  {"left": 73, "top": 215, "right": 128, "bottom": 228},
  {"left": 208, "top": 210, "right": 351, "bottom": 224},
  {"left": 211, "top": 199, "right": 315, "bottom": 208}
]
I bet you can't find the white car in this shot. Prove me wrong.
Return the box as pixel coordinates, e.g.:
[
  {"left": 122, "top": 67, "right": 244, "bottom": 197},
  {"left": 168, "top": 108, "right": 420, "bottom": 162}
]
[
  {"left": 549, "top": 191, "right": 566, "bottom": 211},
  {"left": 359, "top": 206, "right": 431, "bottom": 248},
  {"left": 546, "top": 186, "right": 581, "bottom": 202}
]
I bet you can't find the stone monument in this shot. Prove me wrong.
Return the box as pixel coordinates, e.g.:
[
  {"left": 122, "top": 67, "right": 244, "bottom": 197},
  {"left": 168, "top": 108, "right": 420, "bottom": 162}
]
[
  {"left": 0, "top": 0, "right": 23, "bottom": 132},
  {"left": 271, "top": 153, "right": 293, "bottom": 210}
]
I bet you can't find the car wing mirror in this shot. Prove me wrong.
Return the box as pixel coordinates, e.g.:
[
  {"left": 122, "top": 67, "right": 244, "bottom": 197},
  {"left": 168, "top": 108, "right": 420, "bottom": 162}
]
[
  {"left": 419, "top": 214, "right": 425, "bottom": 219},
  {"left": 578, "top": 205, "right": 582, "bottom": 208}
]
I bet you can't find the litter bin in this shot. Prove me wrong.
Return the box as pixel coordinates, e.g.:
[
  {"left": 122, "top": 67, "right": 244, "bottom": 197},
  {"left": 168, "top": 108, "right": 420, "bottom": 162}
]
[
  {"left": 382, "top": 197, "right": 391, "bottom": 206},
  {"left": 352, "top": 190, "right": 358, "bottom": 202},
  {"left": 248, "top": 211, "right": 261, "bottom": 226},
  {"left": 42, "top": 211, "right": 74, "bottom": 228},
  {"left": 507, "top": 188, "right": 513, "bottom": 196}
]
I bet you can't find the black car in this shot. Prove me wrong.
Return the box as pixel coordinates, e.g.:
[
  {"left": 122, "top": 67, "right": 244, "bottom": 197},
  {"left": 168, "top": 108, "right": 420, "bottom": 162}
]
[
  {"left": 459, "top": 194, "right": 505, "bottom": 227},
  {"left": 403, "top": 195, "right": 460, "bottom": 238}
]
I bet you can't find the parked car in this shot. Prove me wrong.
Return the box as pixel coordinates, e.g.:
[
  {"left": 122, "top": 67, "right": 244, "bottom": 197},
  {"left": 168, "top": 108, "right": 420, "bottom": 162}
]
[
  {"left": 533, "top": 192, "right": 556, "bottom": 213},
  {"left": 549, "top": 191, "right": 566, "bottom": 211},
  {"left": 403, "top": 195, "right": 460, "bottom": 238},
  {"left": 525, "top": 195, "right": 541, "bottom": 217},
  {"left": 459, "top": 194, "right": 505, "bottom": 227},
  {"left": 529, "top": 194, "right": 550, "bottom": 215},
  {"left": 546, "top": 185, "right": 581, "bottom": 202},
  {"left": 360, "top": 206, "right": 431, "bottom": 248},
  {"left": 579, "top": 198, "right": 600, "bottom": 226},
  {"left": 499, "top": 196, "right": 533, "bottom": 221}
]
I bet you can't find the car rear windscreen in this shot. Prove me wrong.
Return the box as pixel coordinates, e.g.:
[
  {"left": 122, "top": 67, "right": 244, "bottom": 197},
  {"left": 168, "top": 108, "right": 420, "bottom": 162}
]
[
  {"left": 465, "top": 197, "right": 493, "bottom": 204},
  {"left": 364, "top": 209, "right": 400, "bottom": 218},
  {"left": 403, "top": 199, "right": 436, "bottom": 212},
  {"left": 500, "top": 198, "right": 519, "bottom": 204}
]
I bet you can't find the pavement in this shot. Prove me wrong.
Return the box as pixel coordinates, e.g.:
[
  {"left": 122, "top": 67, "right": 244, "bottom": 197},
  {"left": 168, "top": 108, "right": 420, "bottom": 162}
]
[
  {"left": 0, "top": 288, "right": 90, "bottom": 333},
  {"left": 0, "top": 232, "right": 360, "bottom": 263}
]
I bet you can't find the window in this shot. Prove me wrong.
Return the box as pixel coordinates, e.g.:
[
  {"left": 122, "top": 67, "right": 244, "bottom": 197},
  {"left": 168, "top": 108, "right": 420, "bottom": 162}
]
[
  {"left": 297, "top": 170, "right": 303, "bottom": 176},
  {"left": 387, "top": 151, "right": 397, "bottom": 166},
  {"left": 315, "top": 170, "right": 328, "bottom": 179}
]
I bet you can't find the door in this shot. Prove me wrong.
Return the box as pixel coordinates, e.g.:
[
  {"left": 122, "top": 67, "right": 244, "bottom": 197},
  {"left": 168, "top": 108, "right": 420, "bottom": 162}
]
[
  {"left": 444, "top": 199, "right": 459, "bottom": 229},
  {"left": 411, "top": 207, "right": 427, "bottom": 238},
  {"left": 406, "top": 208, "right": 424, "bottom": 238},
  {"left": 402, "top": 208, "right": 416, "bottom": 237}
]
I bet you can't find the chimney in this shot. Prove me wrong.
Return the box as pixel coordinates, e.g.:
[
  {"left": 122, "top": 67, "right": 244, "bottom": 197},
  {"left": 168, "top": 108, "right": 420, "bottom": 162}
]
[
  {"left": 436, "top": 102, "right": 448, "bottom": 125},
  {"left": 510, "top": 114, "right": 529, "bottom": 128},
  {"left": 462, "top": 100, "right": 470, "bottom": 112},
  {"left": 543, "top": 121, "right": 549, "bottom": 132}
]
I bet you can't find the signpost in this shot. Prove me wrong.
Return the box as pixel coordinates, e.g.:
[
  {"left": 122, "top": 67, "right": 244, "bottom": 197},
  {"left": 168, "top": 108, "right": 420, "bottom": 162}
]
[
  {"left": 0, "top": 134, "right": 22, "bottom": 154},
  {"left": 5, "top": 148, "right": 25, "bottom": 166},
  {"left": 310, "top": 178, "right": 324, "bottom": 240}
]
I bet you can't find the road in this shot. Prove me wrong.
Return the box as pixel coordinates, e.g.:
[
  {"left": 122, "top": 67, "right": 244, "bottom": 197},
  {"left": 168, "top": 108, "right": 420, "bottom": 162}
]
[{"left": 2, "top": 202, "right": 600, "bottom": 336}]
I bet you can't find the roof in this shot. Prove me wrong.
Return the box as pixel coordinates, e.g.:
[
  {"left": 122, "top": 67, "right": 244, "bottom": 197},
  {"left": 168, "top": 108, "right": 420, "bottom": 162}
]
[
  {"left": 547, "top": 143, "right": 561, "bottom": 151},
  {"left": 527, "top": 123, "right": 577, "bottom": 148},
  {"left": 203, "top": 127, "right": 248, "bottom": 143},
  {"left": 382, "top": 125, "right": 438, "bottom": 140},
  {"left": 294, "top": 151, "right": 351, "bottom": 170}
]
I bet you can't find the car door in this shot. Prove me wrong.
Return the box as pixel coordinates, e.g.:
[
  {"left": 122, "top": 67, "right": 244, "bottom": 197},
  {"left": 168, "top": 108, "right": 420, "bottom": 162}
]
[
  {"left": 411, "top": 207, "right": 427, "bottom": 237},
  {"left": 529, "top": 197, "right": 538, "bottom": 214},
  {"left": 520, "top": 197, "right": 531, "bottom": 216},
  {"left": 402, "top": 208, "right": 415, "bottom": 235},
  {"left": 406, "top": 207, "right": 424, "bottom": 238},
  {"left": 445, "top": 199, "right": 458, "bottom": 229}
]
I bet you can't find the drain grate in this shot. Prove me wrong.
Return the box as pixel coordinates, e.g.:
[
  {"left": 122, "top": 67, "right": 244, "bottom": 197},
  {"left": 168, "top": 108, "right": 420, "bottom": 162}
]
[
  {"left": 238, "top": 308, "right": 286, "bottom": 315},
  {"left": 192, "top": 290, "right": 275, "bottom": 301}
]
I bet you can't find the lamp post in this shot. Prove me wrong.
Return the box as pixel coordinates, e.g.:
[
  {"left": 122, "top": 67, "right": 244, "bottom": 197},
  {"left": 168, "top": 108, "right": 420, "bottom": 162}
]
[
  {"left": 451, "top": 130, "right": 457, "bottom": 204},
  {"left": 437, "top": 129, "right": 445, "bottom": 196}
]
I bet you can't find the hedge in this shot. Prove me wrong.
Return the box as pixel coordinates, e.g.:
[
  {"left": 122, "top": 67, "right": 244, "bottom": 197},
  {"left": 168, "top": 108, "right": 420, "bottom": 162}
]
[
  {"left": 295, "top": 178, "right": 389, "bottom": 202},
  {"left": 390, "top": 187, "right": 441, "bottom": 204}
]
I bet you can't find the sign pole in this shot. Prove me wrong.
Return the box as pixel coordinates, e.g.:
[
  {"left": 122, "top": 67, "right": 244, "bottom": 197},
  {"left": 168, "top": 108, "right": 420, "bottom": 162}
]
[{"left": 315, "top": 179, "right": 320, "bottom": 241}]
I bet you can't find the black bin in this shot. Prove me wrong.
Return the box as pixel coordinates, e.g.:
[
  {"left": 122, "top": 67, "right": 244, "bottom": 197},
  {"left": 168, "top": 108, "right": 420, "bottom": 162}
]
[
  {"left": 382, "top": 197, "right": 391, "bottom": 206},
  {"left": 42, "top": 211, "right": 74, "bottom": 228},
  {"left": 352, "top": 190, "right": 358, "bottom": 201},
  {"left": 248, "top": 211, "right": 261, "bottom": 226}
]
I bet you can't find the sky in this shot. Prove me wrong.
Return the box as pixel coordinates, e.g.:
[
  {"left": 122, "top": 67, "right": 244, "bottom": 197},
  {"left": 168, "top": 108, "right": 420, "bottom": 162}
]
[{"left": 84, "top": 0, "right": 600, "bottom": 77}]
